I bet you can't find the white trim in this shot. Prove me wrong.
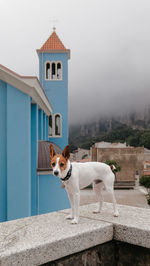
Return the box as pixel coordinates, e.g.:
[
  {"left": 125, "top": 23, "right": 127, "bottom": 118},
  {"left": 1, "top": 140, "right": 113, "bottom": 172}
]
[
  {"left": 0, "top": 64, "right": 52, "bottom": 115},
  {"left": 54, "top": 113, "right": 62, "bottom": 137},
  {"left": 37, "top": 171, "right": 53, "bottom": 175},
  {"left": 37, "top": 49, "right": 71, "bottom": 60},
  {"left": 45, "top": 61, "right": 63, "bottom": 81},
  {"left": 50, "top": 135, "right": 62, "bottom": 138}
]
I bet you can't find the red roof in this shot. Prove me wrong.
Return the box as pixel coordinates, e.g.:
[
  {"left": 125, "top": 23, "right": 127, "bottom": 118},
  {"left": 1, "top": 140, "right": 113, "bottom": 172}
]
[
  {"left": 144, "top": 171, "right": 150, "bottom": 176},
  {"left": 145, "top": 160, "right": 150, "bottom": 164},
  {"left": 40, "top": 31, "right": 66, "bottom": 51}
]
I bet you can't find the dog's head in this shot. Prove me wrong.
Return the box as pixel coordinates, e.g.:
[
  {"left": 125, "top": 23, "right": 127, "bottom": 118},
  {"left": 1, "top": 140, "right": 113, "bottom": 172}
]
[{"left": 49, "top": 144, "right": 70, "bottom": 178}]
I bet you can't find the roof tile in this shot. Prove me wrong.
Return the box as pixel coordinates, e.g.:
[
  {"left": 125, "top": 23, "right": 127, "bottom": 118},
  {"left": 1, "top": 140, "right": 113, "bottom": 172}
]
[{"left": 40, "top": 31, "right": 66, "bottom": 51}]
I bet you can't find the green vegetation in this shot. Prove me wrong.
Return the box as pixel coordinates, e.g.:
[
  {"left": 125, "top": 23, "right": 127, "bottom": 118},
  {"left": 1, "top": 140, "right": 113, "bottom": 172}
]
[
  {"left": 105, "top": 160, "right": 121, "bottom": 174},
  {"left": 140, "top": 175, "right": 150, "bottom": 205},
  {"left": 82, "top": 154, "right": 88, "bottom": 160},
  {"left": 69, "top": 124, "right": 150, "bottom": 152}
]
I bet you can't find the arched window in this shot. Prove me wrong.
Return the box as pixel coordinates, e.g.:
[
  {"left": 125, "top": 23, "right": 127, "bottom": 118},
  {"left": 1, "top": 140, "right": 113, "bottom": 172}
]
[
  {"left": 48, "top": 115, "right": 53, "bottom": 136},
  {"left": 55, "top": 114, "right": 62, "bottom": 136},
  {"left": 57, "top": 62, "right": 62, "bottom": 79},
  {"left": 51, "top": 62, "right": 56, "bottom": 80},
  {"left": 46, "top": 63, "right": 50, "bottom": 79},
  {"left": 45, "top": 61, "right": 62, "bottom": 80}
]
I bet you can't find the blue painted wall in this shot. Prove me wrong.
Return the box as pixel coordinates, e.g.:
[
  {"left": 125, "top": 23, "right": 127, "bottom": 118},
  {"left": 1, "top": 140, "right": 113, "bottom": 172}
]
[
  {"left": 39, "top": 52, "right": 69, "bottom": 149},
  {"left": 46, "top": 116, "right": 49, "bottom": 140},
  {"left": 0, "top": 75, "right": 69, "bottom": 222},
  {"left": 43, "top": 113, "right": 46, "bottom": 140},
  {"left": 38, "top": 174, "right": 70, "bottom": 214},
  {"left": 31, "top": 104, "right": 38, "bottom": 216},
  {"left": 0, "top": 81, "right": 7, "bottom": 222},
  {"left": 38, "top": 109, "right": 43, "bottom": 140},
  {"left": 7, "top": 84, "right": 31, "bottom": 221}
]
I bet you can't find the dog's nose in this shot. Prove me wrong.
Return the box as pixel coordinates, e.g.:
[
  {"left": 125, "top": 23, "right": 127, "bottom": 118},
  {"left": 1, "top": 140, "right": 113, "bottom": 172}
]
[{"left": 54, "top": 171, "right": 59, "bottom": 176}]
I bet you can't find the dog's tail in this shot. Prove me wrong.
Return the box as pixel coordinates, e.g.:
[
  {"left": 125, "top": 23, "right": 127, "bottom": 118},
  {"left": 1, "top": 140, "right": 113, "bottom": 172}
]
[{"left": 110, "top": 165, "right": 116, "bottom": 171}]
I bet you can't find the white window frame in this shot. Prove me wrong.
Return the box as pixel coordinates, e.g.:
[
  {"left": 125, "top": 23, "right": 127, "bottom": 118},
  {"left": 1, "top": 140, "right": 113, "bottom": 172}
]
[
  {"left": 48, "top": 113, "right": 62, "bottom": 138},
  {"left": 45, "top": 61, "right": 62, "bottom": 81},
  {"left": 45, "top": 61, "right": 51, "bottom": 80}
]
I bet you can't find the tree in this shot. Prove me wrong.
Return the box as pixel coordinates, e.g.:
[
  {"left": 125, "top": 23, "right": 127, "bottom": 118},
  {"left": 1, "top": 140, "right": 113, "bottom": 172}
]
[
  {"left": 105, "top": 160, "right": 121, "bottom": 175},
  {"left": 140, "top": 132, "right": 150, "bottom": 149},
  {"left": 126, "top": 135, "right": 140, "bottom": 147}
]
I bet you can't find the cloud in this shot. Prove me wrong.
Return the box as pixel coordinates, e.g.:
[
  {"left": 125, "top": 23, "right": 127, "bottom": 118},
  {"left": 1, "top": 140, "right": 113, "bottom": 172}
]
[
  {"left": 68, "top": 0, "right": 150, "bottom": 124},
  {"left": 1, "top": 0, "right": 150, "bottom": 125}
]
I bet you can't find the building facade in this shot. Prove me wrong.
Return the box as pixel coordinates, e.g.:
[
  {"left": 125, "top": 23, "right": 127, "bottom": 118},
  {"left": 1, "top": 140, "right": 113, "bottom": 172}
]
[
  {"left": 91, "top": 143, "right": 144, "bottom": 186},
  {"left": 0, "top": 30, "right": 70, "bottom": 222},
  {"left": 37, "top": 30, "right": 70, "bottom": 149}
]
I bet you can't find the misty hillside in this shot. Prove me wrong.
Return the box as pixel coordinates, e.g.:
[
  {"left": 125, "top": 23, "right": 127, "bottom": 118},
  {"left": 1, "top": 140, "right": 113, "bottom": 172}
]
[{"left": 69, "top": 105, "right": 150, "bottom": 151}]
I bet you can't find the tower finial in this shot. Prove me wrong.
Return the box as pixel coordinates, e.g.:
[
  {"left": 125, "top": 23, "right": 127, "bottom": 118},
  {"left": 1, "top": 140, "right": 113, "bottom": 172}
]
[{"left": 50, "top": 18, "right": 58, "bottom": 32}]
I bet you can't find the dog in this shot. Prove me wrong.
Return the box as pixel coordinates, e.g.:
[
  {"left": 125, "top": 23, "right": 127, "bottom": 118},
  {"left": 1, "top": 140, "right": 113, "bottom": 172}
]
[{"left": 50, "top": 144, "right": 119, "bottom": 224}]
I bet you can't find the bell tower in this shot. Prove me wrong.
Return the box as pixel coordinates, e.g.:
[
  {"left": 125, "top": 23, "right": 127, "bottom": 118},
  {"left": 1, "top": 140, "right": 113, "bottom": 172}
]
[{"left": 37, "top": 29, "right": 70, "bottom": 149}]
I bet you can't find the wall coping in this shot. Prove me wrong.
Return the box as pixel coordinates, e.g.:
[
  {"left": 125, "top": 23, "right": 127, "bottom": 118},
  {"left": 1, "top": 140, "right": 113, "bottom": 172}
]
[{"left": 0, "top": 202, "right": 150, "bottom": 265}]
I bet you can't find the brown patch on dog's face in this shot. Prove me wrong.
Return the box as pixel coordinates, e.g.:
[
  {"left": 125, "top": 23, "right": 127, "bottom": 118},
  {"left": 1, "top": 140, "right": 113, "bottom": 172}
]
[
  {"left": 50, "top": 145, "right": 70, "bottom": 177},
  {"left": 58, "top": 155, "right": 68, "bottom": 172},
  {"left": 51, "top": 155, "right": 60, "bottom": 169},
  {"left": 50, "top": 155, "right": 68, "bottom": 173}
]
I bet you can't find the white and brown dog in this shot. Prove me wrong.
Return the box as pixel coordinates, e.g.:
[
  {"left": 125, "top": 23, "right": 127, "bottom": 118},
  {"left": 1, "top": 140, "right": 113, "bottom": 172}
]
[{"left": 50, "top": 144, "right": 119, "bottom": 224}]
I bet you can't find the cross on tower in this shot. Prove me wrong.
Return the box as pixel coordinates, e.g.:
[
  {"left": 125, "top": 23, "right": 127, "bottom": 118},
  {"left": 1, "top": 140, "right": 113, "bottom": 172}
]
[{"left": 50, "top": 18, "right": 59, "bottom": 31}]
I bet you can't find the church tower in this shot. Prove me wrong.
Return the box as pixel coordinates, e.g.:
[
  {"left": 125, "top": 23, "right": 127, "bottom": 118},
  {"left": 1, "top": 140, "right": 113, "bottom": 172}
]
[{"left": 37, "top": 29, "right": 70, "bottom": 149}]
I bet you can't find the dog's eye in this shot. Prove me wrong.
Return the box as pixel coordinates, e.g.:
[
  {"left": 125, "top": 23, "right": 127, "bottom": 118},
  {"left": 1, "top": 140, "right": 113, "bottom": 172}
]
[
  {"left": 60, "top": 163, "right": 64, "bottom": 167},
  {"left": 52, "top": 162, "right": 55, "bottom": 167}
]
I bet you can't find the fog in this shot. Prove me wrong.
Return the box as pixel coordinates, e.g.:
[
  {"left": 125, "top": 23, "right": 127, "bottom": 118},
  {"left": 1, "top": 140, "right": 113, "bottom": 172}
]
[{"left": 0, "top": 0, "right": 150, "bottom": 125}]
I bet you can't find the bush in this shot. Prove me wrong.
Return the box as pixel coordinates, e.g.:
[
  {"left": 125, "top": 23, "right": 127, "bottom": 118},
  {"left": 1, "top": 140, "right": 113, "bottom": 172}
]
[
  {"left": 140, "top": 175, "right": 150, "bottom": 188},
  {"left": 147, "top": 198, "right": 150, "bottom": 205},
  {"left": 140, "top": 175, "right": 150, "bottom": 205},
  {"left": 105, "top": 160, "right": 121, "bottom": 174}
]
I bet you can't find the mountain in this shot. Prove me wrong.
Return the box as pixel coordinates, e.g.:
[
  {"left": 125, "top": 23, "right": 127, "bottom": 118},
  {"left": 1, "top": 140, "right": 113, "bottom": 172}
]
[{"left": 69, "top": 105, "right": 150, "bottom": 151}]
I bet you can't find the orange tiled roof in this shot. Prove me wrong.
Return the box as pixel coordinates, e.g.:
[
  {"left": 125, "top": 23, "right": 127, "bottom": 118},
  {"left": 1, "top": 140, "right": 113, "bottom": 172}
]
[
  {"left": 144, "top": 171, "right": 150, "bottom": 176},
  {"left": 145, "top": 160, "right": 150, "bottom": 164},
  {"left": 40, "top": 31, "right": 66, "bottom": 51}
]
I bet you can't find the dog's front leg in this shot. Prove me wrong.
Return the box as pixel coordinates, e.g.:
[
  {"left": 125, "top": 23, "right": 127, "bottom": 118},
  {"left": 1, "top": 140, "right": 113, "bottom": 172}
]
[
  {"left": 71, "top": 191, "right": 80, "bottom": 224},
  {"left": 66, "top": 190, "right": 75, "bottom": 220}
]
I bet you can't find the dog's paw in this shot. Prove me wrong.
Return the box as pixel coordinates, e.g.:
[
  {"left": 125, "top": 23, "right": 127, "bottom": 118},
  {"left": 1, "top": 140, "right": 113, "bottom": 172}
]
[
  {"left": 71, "top": 218, "right": 78, "bottom": 224},
  {"left": 66, "top": 214, "right": 73, "bottom": 220},
  {"left": 114, "top": 211, "right": 119, "bottom": 217}
]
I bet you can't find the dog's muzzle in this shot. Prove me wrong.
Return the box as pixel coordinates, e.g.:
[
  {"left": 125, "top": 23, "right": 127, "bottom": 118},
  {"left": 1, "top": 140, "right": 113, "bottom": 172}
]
[{"left": 54, "top": 171, "right": 59, "bottom": 176}]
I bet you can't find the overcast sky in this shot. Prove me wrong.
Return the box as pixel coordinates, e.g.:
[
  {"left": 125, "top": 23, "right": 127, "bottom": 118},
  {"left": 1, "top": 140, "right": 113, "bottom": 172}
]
[{"left": 1, "top": 0, "right": 150, "bottom": 125}]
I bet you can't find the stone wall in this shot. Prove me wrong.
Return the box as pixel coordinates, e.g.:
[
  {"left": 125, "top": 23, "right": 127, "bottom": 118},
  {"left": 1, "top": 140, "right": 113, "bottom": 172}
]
[
  {"left": 43, "top": 241, "right": 150, "bottom": 266},
  {"left": 0, "top": 202, "right": 150, "bottom": 265},
  {"left": 91, "top": 146, "right": 144, "bottom": 181}
]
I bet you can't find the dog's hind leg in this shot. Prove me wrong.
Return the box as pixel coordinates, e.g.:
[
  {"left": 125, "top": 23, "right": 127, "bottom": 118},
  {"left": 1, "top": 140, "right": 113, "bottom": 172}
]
[
  {"left": 93, "top": 180, "right": 104, "bottom": 214},
  {"left": 106, "top": 186, "right": 119, "bottom": 217}
]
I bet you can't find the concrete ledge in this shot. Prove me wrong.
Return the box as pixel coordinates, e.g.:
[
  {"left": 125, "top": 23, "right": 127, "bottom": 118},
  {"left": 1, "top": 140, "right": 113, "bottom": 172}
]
[
  {"left": 0, "top": 211, "right": 113, "bottom": 266},
  {"left": 62, "top": 202, "right": 150, "bottom": 248},
  {"left": 0, "top": 203, "right": 150, "bottom": 265}
]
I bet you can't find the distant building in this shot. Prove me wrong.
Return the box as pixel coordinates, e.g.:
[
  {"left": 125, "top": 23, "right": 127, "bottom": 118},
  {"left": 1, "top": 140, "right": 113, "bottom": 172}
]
[
  {"left": 91, "top": 142, "right": 144, "bottom": 187},
  {"left": 71, "top": 148, "right": 90, "bottom": 161},
  {"left": 94, "top": 141, "right": 127, "bottom": 148},
  {"left": 144, "top": 148, "right": 150, "bottom": 161},
  {"left": 144, "top": 160, "right": 150, "bottom": 176}
]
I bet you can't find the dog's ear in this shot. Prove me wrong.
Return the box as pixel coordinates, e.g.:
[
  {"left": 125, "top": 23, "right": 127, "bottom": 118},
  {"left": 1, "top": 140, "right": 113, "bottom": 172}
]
[
  {"left": 49, "top": 144, "right": 56, "bottom": 160},
  {"left": 62, "top": 145, "right": 70, "bottom": 160}
]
